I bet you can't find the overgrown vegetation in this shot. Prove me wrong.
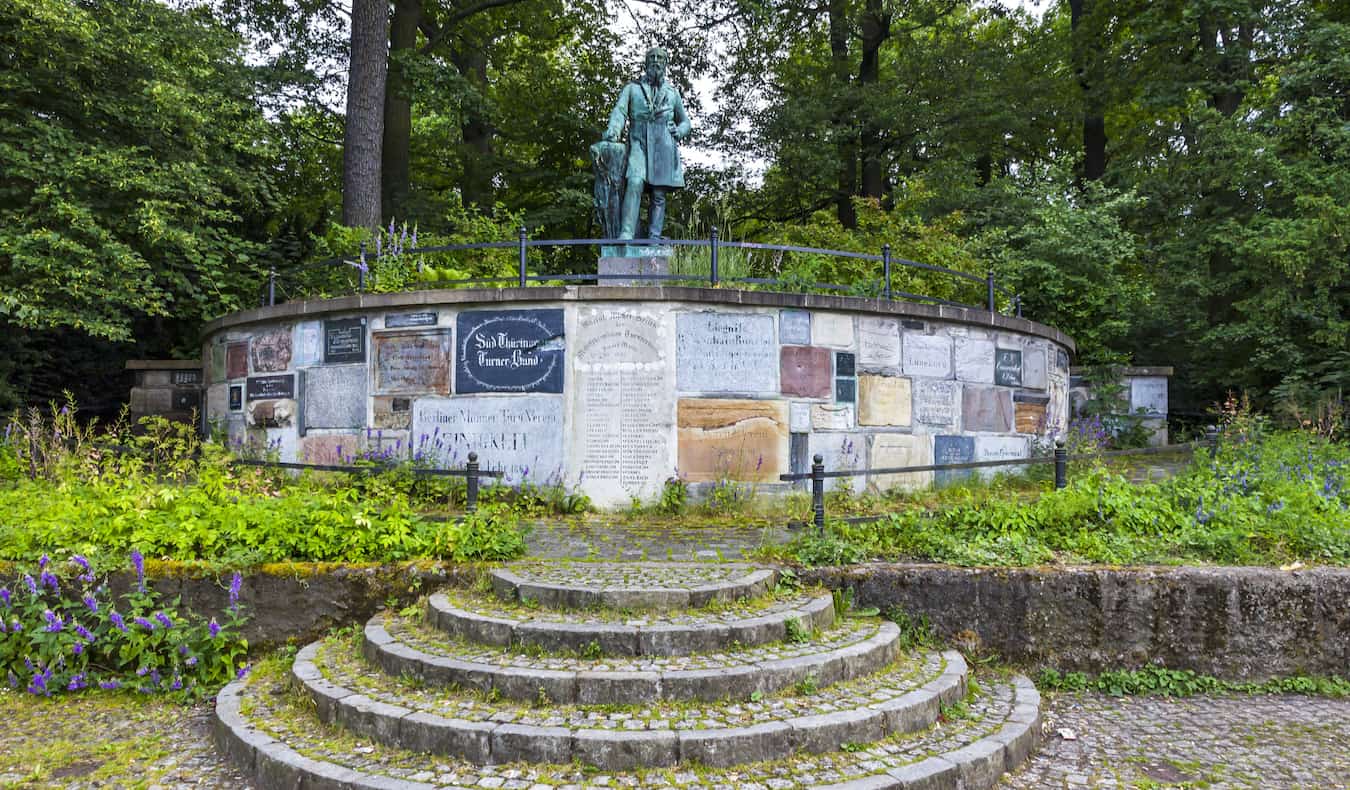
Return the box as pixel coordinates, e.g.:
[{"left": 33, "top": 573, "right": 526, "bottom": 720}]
[{"left": 1036, "top": 666, "right": 1350, "bottom": 699}]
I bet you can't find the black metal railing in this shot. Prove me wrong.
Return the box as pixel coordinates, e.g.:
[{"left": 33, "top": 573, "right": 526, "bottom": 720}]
[
  {"left": 780, "top": 431, "right": 1220, "bottom": 533},
  {"left": 230, "top": 452, "right": 503, "bottom": 512},
  {"left": 263, "top": 228, "right": 1023, "bottom": 317}
]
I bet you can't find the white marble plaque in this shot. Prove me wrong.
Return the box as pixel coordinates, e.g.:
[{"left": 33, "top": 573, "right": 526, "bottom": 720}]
[
  {"left": 676, "top": 313, "right": 777, "bottom": 393},
  {"left": 902, "top": 334, "right": 952, "bottom": 379},
  {"left": 293, "top": 321, "right": 323, "bottom": 367},
  {"left": 571, "top": 307, "right": 675, "bottom": 508},
  {"left": 813, "top": 313, "right": 854, "bottom": 348},
  {"left": 858, "top": 317, "right": 900, "bottom": 368},
  {"left": 811, "top": 403, "right": 854, "bottom": 431},
  {"left": 1022, "top": 347, "right": 1048, "bottom": 390},
  {"left": 1130, "top": 377, "right": 1168, "bottom": 415},
  {"left": 808, "top": 432, "right": 866, "bottom": 492},
  {"left": 955, "top": 338, "right": 995, "bottom": 383},
  {"left": 302, "top": 365, "right": 367, "bottom": 430},
  {"left": 412, "top": 395, "right": 564, "bottom": 484},
  {"left": 913, "top": 380, "right": 961, "bottom": 429},
  {"left": 789, "top": 402, "right": 812, "bottom": 433},
  {"left": 974, "top": 436, "right": 1031, "bottom": 481},
  {"left": 870, "top": 434, "right": 933, "bottom": 492},
  {"left": 779, "top": 310, "right": 811, "bottom": 345}
]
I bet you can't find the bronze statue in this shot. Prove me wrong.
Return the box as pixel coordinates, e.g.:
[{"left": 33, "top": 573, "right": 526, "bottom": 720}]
[{"left": 592, "top": 48, "right": 691, "bottom": 241}]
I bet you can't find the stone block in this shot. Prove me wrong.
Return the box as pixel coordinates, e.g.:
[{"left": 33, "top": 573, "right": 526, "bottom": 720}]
[
  {"left": 975, "top": 436, "right": 1031, "bottom": 481},
  {"left": 301, "top": 433, "right": 361, "bottom": 464},
  {"left": 813, "top": 313, "right": 854, "bottom": 348},
  {"left": 947, "top": 738, "right": 1006, "bottom": 789},
  {"left": 250, "top": 330, "right": 292, "bottom": 373},
  {"left": 676, "top": 399, "right": 788, "bottom": 483},
  {"left": 209, "top": 342, "right": 227, "bottom": 383},
  {"left": 302, "top": 365, "right": 366, "bottom": 430},
  {"left": 572, "top": 729, "right": 678, "bottom": 770},
  {"left": 225, "top": 342, "right": 248, "bottom": 380},
  {"left": 676, "top": 312, "right": 776, "bottom": 393},
  {"left": 954, "top": 338, "right": 995, "bottom": 383},
  {"left": 858, "top": 317, "right": 900, "bottom": 368},
  {"left": 492, "top": 667, "right": 577, "bottom": 705},
  {"left": 789, "top": 402, "right": 812, "bottom": 433},
  {"left": 857, "top": 374, "right": 911, "bottom": 426},
  {"left": 293, "top": 321, "right": 322, "bottom": 367},
  {"left": 809, "top": 432, "right": 866, "bottom": 492},
  {"left": 962, "top": 387, "right": 1013, "bottom": 432},
  {"left": 779, "top": 310, "right": 811, "bottom": 345},
  {"left": 869, "top": 434, "right": 932, "bottom": 492},
  {"left": 780, "top": 346, "right": 832, "bottom": 398},
  {"left": 399, "top": 714, "right": 493, "bottom": 762},
  {"left": 246, "top": 399, "right": 296, "bottom": 429},
  {"left": 373, "top": 330, "right": 452, "bottom": 395},
  {"left": 1015, "top": 402, "right": 1047, "bottom": 434},
  {"left": 885, "top": 756, "right": 960, "bottom": 790},
  {"left": 1131, "top": 376, "right": 1168, "bottom": 415},
  {"left": 789, "top": 708, "right": 885, "bottom": 754},
  {"left": 678, "top": 722, "right": 791, "bottom": 768},
  {"left": 902, "top": 334, "right": 952, "bottom": 379},
  {"left": 934, "top": 434, "right": 975, "bottom": 486},
  {"left": 835, "top": 351, "right": 856, "bottom": 378},
  {"left": 913, "top": 380, "right": 960, "bottom": 430},
  {"left": 411, "top": 396, "right": 564, "bottom": 484},
  {"left": 373, "top": 396, "right": 413, "bottom": 430},
  {"left": 1022, "top": 347, "right": 1047, "bottom": 390},
  {"left": 490, "top": 723, "right": 571, "bottom": 764},
  {"left": 873, "top": 689, "right": 940, "bottom": 735},
  {"left": 811, "top": 403, "right": 854, "bottom": 431},
  {"left": 836, "top": 377, "right": 856, "bottom": 403},
  {"left": 598, "top": 255, "right": 668, "bottom": 286}
]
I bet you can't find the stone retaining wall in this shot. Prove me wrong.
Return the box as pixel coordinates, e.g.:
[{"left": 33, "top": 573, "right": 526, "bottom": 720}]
[{"left": 803, "top": 564, "right": 1350, "bottom": 680}]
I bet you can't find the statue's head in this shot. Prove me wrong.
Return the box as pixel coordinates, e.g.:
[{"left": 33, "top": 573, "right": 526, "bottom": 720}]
[{"left": 643, "top": 47, "right": 668, "bottom": 83}]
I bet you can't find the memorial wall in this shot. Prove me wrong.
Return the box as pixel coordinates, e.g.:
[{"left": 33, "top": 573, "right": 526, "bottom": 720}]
[{"left": 202, "top": 289, "right": 1073, "bottom": 508}]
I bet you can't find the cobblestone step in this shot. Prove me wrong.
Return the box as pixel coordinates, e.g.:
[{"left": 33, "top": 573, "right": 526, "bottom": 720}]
[
  {"left": 428, "top": 589, "right": 837, "bottom": 657},
  {"left": 490, "top": 562, "right": 777, "bottom": 611},
  {"left": 293, "top": 634, "right": 969, "bottom": 769},
  {"left": 364, "top": 612, "right": 900, "bottom": 705},
  {"left": 216, "top": 658, "right": 1039, "bottom": 788}
]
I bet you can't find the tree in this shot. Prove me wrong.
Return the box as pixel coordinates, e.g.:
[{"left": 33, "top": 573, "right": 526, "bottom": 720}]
[{"left": 342, "top": 0, "right": 389, "bottom": 228}]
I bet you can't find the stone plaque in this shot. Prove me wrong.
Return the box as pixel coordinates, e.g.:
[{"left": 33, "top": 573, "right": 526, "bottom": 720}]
[
  {"left": 228, "top": 385, "right": 243, "bottom": 411},
  {"left": 246, "top": 398, "right": 296, "bottom": 428},
  {"left": 251, "top": 330, "right": 292, "bottom": 373},
  {"left": 173, "top": 370, "right": 201, "bottom": 386},
  {"left": 995, "top": 348, "right": 1023, "bottom": 387},
  {"left": 955, "top": 338, "right": 995, "bottom": 383},
  {"left": 210, "top": 343, "right": 227, "bottom": 382},
  {"left": 789, "top": 402, "right": 812, "bottom": 433},
  {"left": 780, "top": 346, "right": 832, "bottom": 398},
  {"left": 457, "top": 309, "right": 565, "bottom": 394},
  {"left": 934, "top": 435, "right": 975, "bottom": 486},
  {"left": 779, "top": 310, "right": 810, "bottom": 345},
  {"left": 1056, "top": 349, "right": 1071, "bottom": 372},
  {"left": 870, "top": 434, "right": 933, "bottom": 492},
  {"left": 858, "top": 374, "right": 912, "bottom": 427},
  {"left": 412, "top": 395, "right": 564, "bottom": 484},
  {"left": 808, "top": 432, "right": 866, "bottom": 492},
  {"left": 294, "top": 321, "right": 323, "bottom": 367},
  {"left": 385, "top": 311, "right": 438, "bottom": 329},
  {"left": 914, "top": 380, "right": 960, "bottom": 429},
  {"left": 302, "top": 365, "right": 367, "bottom": 431},
  {"left": 373, "top": 396, "right": 412, "bottom": 430},
  {"left": 676, "top": 312, "right": 777, "bottom": 393},
  {"left": 571, "top": 307, "right": 675, "bottom": 507},
  {"left": 225, "top": 342, "right": 249, "bottom": 380},
  {"left": 246, "top": 374, "right": 295, "bottom": 401},
  {"left": 901, "top": 320, "right": 926, "bottom": 330},
  {"left": 836, "top": 378, "right": 856, "bottom": 403},
  {"left": 301, "top": 433, "right": 361, "bottom": 465},
  {"left": 374, "top": 330, "right": 452, "bottom": 395},
  {"left": 1131, "top": 377, "right": 1168, "bottom": 415},
  {"left": 811, "top": 403, "right": 854, "bottom": 431},
  {"left": 676, "top": 399, "right": 788, "bottom": 483},
  {"left": 598, "top": 255, "right": 669, "bottom": 286},
  {"left": 962, "top": 387, "right": 1014, "bottom": 432},
  {"left": 835, "top": 351, "right": 856, "bottom": 378},
  {"left": 902, "top": 334, "right": 952, "bottom": 379},
  {"left": 1015, "top": 401, "right": 1047, "bottom": 434},
  {"left": 1022, "top": 348, "right": 1047, "bottom": 390},
  {"left": 858, "top": 317, "right": 900, "bottom": 368},
  {"left": 813, "top": 313, "right": 854, "bottom": 348},
  {"left": 975, "top": 436, "right": 1031, "bottom": 480},
  {"left": 172, "top": 390, "right": 200, "bottom": 411},
  {"left": 205, "top": 384, "right": 227, "bottom": 417},
  {"left": 325, "top": 318, "right": 367, "bottom": 364}
]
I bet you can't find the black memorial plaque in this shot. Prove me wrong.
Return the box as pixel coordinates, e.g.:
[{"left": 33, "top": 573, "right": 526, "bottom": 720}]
[
  {"left": 456, "top": 309, "right": 565, "bottom": 393},
  {"left": 835, "top": 378, "right": 856, "bottom": 403},
  {"left": 173, "top": 370, "right": 202, "bottom": 386},
  {"left": 228, "top": 385, "right": 243, "bottom": 411},
  {"left": 324, "top": 317, "right": 367, "bottom": 364},
  {"left": 385, "top": 311, "right": 438, "bottom": 329},
  {"left": 173, "top": 390, "right": 201, "bottom": 411},
  {"left": 246, "top": 374, "right": 295, "bottom": 401},
  {"left": 835, "top": 351, "right": 856, "bottom": 378},
  {"left": 995, "top": 349, "right": 1023, "bottom": 387}
]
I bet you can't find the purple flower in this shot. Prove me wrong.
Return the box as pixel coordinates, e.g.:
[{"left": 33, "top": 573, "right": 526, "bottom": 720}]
[
  {"left": 208, "top": 619, "right": 221, "bottom": 638},
  {"left": 39, "top": 554, "right": 48, "bottom": 570},
  {"left": 0, "top": 621, "right": 6, "bottom": 633},
  {"left": 74, "top": 623, "right": 94, "bottom": 642},
  {"left": 27, "top": 667, "right": 52, "bottom": 696},
  {"left": 10, "top": 620, "right": 20, "bottom": 633},
  {"left": 68, "top": 673, "right": 87, "bottom": 691},
  {"left": 154, "top": 612, "right": 173, "bottom": 629},
  {"left": 109, "top": 612, "right": 126, "bottom": 632},
  {"left": 72, "top": 641, "right": 84, "bottom": 655},
  {"left": 100, "top": 680, "right": 121, "bottom": 690},
  {"left": 133, "top": 616, "right": 156, "bottom": 631},
  {"left": 136, "top": 666, "right": 150, "bottom": 676},
  {"left": 130, "top": 549, "right": 145, "bottom": 592},
  {"left": 23, "top": 575, "right": 37, "bottom": 595},
  {"left": 43, "top": 610, "right": 63, "bottom": 632},
  {"left": 185, "top": 656, "right": 197, "bottom": 667},
  {"left": 39, "top": 570, "right": 59, "bottom": 593},
  {"left": 179, "top": 644, "right": 189, "bottom": 656},
  {"left": 83, "top": 595, "right": 98, "bottom": 613},
  {"left": 228, "top": 573, "right": 242, "bottom": 609},
  {"left": 0, "top": 588, "right": 9, "bottom": 607},
  {"left": 71, "top": 555, "right": 90, "bottom": 573},
  {"left": 236, "top": 665, "right": 250, "bottom": 680}
]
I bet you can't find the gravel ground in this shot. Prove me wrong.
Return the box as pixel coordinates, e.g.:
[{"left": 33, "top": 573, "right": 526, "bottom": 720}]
[{"left": 2, "top": 687, "right": 1346, "bottom": 788}]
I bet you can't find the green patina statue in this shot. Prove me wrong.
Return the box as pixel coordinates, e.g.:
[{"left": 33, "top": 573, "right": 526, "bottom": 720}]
[{"left": 591, "top": 47, "right": 691, "bottom": 243}]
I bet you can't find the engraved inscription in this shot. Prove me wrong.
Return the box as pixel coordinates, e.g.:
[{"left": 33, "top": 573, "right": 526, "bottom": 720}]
[{"left": 676, "top": 313, "right": 776, "bottom": 393}]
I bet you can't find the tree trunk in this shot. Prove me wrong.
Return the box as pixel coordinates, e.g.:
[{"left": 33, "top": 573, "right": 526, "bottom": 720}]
[
  {"left": 1070, "top": 0, "right": 1107, "bottom": 182},
  {"left": 342, "top": 0, "right": 389, "bottom": 229},
  {"left": 452, "top": 46, "right": 494, "bottom": 209},
  {"left": 828, "top": 0, "right": 856, "bottom": 228},
  {"left": 858, "top": 0, "right": 890, "bottom": 200},
  {"left": 382, "top": 0, "right": 421, "bottom": 220}
]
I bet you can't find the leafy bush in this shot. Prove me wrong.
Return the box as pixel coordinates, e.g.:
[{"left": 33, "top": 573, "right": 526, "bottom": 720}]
[
  {"left": 430, "top": 504, "right": 529, "bottom": 562},
  {"left": 0, "top": 553, "right": 247, "bottom": 699},
  {"left": 1036, "top": 666, "right": 1350, "bottom": 698}
]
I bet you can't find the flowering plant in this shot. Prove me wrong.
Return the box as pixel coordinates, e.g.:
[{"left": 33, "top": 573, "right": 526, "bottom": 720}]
[{"left": 0, "top": 552, "right": 248, "bottom": 699}]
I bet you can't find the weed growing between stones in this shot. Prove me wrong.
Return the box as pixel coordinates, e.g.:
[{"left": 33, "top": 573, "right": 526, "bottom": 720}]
[{"left": 1036, "top": 666, "right": 1350, "bottom": 698}]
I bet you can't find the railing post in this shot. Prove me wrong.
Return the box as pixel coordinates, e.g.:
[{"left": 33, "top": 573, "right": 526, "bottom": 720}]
[
  {"left": 1054, "top": 438, "right": 1067, "bottom": 490},
  {"left": 882, "top": 243, "right": 892, "bottom": 300},
  {"left": 1205, "top": 425, "right": 1220, "bottom": 460},
  {"left": 267, "top": 267, "right": 276, "bottom": 307},
  {"left": 986, "top": 270, "right": 996, "bottom": 313},
  {"left": 517, "top": 226, "right": 528, "bottom": 288},
  {"left": 709, "top": 227, "right": 720, "bottom": 287},
  {"left": 812, "top": 454, "right": 825, "bottom": 534},
  {"left": 1014, "top": 295, "right": 1022, "bottom": 318},
  {"left": 466, "top": 452, "right": 480, "bottom": 514},
  {"left": 358, "top": 241, "right": 367, "bottom": 293}
]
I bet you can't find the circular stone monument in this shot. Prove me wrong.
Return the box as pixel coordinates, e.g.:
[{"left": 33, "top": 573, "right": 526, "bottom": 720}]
[{"left": 201, "top": 286, "right": 1074, "bottom": 507}]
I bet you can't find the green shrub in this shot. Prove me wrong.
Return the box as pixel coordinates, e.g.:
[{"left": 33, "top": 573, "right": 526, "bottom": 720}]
[{"left": 430, "top": 504, "right": 529, "bottom": 562}]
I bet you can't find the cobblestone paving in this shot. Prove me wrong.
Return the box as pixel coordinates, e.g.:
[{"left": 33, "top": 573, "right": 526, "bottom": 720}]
[
  {"left": 525, "top": 521, "right": 796, "bottom": 561},
  {"left": 315, "top": 635, "right": 942, "bottom": 730},
  {"left": 387, "top": 613, "right": 881, "bottom": 673},
  {"left": 501, "top": 561, "right": 764, "bottom": 590},
  {"left": 1003, "top": 691, "right": 1350, "bottom": 788},
  {"left": 439, "top": 588, "right": 823, "bottom": 627},
  {"left": 242, "top": 663, "right": 1014, "bottom": 788}
]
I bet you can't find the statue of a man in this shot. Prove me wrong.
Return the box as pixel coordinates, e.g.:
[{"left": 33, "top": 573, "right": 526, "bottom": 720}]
[{"left": 603, "top": 47, "right": 691, "bottom": 240}]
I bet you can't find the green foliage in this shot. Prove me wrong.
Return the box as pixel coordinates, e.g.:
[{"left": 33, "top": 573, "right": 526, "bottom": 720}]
[
  {"left": 884, "top": 608, "right": 937, "bottom": 651},
  {"left": 1036, "top": 666, "right": 1350, "bottom": 699},
  {"left": 0, "top": 554, "right": 248, "bottom": 699},
  {"left": 429, "top": 504, "right": 529, "bottom": 562},
  {"left": 658, "top": 477, "right": 688, "bottom": 515}
]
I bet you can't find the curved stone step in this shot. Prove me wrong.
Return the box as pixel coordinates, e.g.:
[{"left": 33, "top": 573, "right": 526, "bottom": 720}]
[
  {"left": 294, "top": 635, "right": 967, "bottom": 769},
  {"left": 217, "top": 656, "right": 1038, "bottom": 788},
  {"left": 364, "top": 612, "right": 899, "bottom": 704},
  {"left": 428, "top": 588, "right": 836, "bottom": 656},
  {"left": 490, "top": 561, "right": 777, "bottom": 611}
]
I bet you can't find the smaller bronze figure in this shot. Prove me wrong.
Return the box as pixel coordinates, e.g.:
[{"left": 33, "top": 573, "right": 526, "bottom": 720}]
[{"left": 594, "top": 47, "right": 692, "bottom": 241}]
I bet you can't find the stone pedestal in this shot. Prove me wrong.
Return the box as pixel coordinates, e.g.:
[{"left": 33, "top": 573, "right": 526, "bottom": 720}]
[{"left": 598, "top": 249, "right": 672, "bottom": 286}]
